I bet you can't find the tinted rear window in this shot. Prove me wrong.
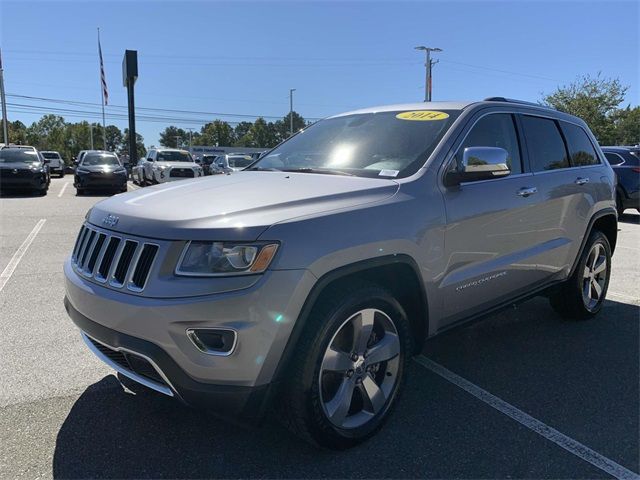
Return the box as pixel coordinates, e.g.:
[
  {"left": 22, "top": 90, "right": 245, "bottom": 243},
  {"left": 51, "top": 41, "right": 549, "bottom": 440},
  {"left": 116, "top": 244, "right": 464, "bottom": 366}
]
[
  {"left": 82, "top": 153, "right": 120, "bottom": 166},
  {"left": 157, "top": 151, "right": 193, "bottom": 162},
  {"left": 521, "top": 116, "right": 569, "bottom": 171},
  {"left": 0, "top": 149, "right": 41, "bottom": 163},
  {"left": 42, "top": 152, "right": 61, "bottom": 159},
  {"left": 560, "top": 122, "right": 599, "bottom": 166}
]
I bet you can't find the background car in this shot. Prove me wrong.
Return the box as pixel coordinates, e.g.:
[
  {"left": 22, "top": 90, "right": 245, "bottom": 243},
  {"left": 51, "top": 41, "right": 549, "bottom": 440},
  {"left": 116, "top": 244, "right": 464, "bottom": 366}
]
[
  {"left": 141, "top": 148, "right": 204, "bottom": 184},
  {"left": 214, "top": 153, "right": 254, "bottom": 173},
  {"left": 131, "top": 157, "right": 146, "bottom": 185},
  {"left": 74, "top": 150, "right": 128, "bottom": 195},
  {"left": 602, "top": 146, "right": 640, "bottom": 216},
  {"left": 201, "top": 154, "right": 224, "bottom": 175},
  {"left": 0, "top": 145, "right": 50, "bottom": 195},
  {"left": 40, "top": 151, "right": 66, "bottom": 178}
]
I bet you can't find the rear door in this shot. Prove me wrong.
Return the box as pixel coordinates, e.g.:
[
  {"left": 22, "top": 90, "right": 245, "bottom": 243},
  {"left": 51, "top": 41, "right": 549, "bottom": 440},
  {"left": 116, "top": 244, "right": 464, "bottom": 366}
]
[
  {"left": 439, "top": 111, "right": 547, "bottom": 324},
  {"left": 519, "top": 115, "right": 595, "bottom": 281}
]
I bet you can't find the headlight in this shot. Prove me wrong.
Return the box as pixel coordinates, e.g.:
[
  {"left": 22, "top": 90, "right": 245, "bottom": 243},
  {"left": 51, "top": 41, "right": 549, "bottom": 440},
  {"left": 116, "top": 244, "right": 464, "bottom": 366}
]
[
  {"left": 153, "top": 165, "right": 167, "bottom": 170},
  {"left": 176, "top": 241, "right": 279, "bottom": 276}
]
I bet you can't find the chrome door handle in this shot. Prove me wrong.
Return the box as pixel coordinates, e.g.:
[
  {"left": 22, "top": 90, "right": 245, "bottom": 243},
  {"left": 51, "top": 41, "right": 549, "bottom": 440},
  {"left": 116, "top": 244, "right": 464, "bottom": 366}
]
[
  {"left": 517, "top": 187, "right": 538, "bottom": 197},
  {"left": 575, "top": 177, "right": 590, "bottom": 185}
]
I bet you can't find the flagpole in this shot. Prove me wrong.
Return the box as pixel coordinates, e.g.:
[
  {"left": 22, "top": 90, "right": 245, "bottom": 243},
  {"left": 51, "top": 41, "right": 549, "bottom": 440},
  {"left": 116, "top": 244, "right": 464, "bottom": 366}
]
[
  {"left": 98, "top": 27, "right": 107, "bottom": 150},
  {"left": 0, "top": 48, "right": 9, "bottom": 144}
]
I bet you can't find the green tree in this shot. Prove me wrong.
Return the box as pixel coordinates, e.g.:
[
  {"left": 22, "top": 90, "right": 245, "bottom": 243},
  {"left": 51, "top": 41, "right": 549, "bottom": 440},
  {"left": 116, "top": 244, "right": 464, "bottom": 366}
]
[
  {"left": 274, "top": 111, "right": 307, "bottom": 143},
  {"left": 233, "top": 122, "right": 253, "bottom": 144},
  {"left": 120, "top": 128, "right": 146, "bottom": 158},
  {"left": 199, "top": 120, "right": 235, "bottom": 146},
  {"left": 159, "top": 126, "right": 188, "bottom": 148},
  {"left": 7, "top": 120, "right": 29, "bottom": 145},
  {"left": 104, "top": 125, "right": 123, "bottom": 152},
  {"left": 542, "top": 73, "right": 628, "bottom": 144},
  {"left": 235, "top": 118, "right": 277, "bottom": 147},
  {"left": 27, "top": 114, "right": 67, "bottom": 151},
  {"left": 612, "top": 106, "right": 640, "bottom": 145}
]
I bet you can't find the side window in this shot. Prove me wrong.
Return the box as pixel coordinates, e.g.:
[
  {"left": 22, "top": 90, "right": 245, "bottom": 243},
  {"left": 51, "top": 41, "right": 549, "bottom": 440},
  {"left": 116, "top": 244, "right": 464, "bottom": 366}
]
[
  {"left": 455, "top": 113, "right": 522, "bottom": 175},
  {"left": 521, "top": 115, "right": 569, "bottom": 171},
  {"left": 604, "top": 152, "right": 624, "bottom": 166},
  {"left": 560, "top": 122, "right": 600, "bottom": 166}
]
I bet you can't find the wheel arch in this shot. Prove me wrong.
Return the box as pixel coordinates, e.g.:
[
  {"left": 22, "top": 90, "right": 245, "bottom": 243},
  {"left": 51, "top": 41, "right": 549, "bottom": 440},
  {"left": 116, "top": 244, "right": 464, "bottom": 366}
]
[
  {"left": 271, "top": 255, "right": 429, "bottom": 384},
  {"left": 569, "top": 208, "right": 617, "bottom": 278}
]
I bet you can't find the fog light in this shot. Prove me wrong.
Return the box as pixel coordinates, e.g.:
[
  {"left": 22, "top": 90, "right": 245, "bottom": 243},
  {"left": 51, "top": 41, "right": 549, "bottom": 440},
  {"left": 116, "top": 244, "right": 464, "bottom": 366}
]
[{"left": 186, "top": 328, "right": 237, "bottom": 356}]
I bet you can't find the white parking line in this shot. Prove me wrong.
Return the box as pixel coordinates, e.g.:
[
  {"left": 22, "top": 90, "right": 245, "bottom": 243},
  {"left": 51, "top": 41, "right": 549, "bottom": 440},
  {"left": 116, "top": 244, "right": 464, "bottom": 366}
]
[
  {"left": 0, "top": 219, "right": 46, "bottom": 293},
  {"left": 57, "top": 181, "right": 69, "bottom": 198},
  {"left": 414, "top": 356, "right": 640, "bottom": 480},
  {"left": 128, "top": 182, "right": 140, "bottom": 190},
  {"left": 607, "top": 291, "right": 640, "bottom": 305}
]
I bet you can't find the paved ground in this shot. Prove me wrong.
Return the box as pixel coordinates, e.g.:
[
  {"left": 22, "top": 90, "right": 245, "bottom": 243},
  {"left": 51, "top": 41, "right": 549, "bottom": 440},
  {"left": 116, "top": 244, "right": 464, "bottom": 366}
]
[{"left": 0, "top": 177, "right": 638, "bottom": 479}]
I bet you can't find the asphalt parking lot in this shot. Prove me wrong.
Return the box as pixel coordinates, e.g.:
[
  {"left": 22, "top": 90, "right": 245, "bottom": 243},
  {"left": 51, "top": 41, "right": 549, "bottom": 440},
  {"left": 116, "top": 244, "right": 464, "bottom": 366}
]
[{"left": 0, "top": 177, "right": 638, "bottom": 479}]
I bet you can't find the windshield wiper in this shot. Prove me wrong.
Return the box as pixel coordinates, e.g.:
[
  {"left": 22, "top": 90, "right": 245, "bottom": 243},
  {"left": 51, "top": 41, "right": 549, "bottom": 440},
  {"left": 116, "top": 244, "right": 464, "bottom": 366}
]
[
  {"left": 246, "top": 166, "right": 281, "bottom": 171},
  {"left": 282, "top": 167, "right": 354, "bottom": 176}
]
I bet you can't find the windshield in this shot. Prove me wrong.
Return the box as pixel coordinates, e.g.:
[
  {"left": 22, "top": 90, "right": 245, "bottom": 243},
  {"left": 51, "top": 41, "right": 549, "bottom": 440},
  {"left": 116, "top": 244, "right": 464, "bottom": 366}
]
[
  {"left": 81, "top": 153, "right": 120, "bottom": 166},
  {"left": 42, "top": 152, "right": 61, "bottom": 159},
  {"left": 228, "top": 156, "right": 253, "bottom": 168},
  {"left": 0, "top": 149, "right": 41, "bottom": 164},
  {"left": 157, "top": 151, "right": 193, "bottom": 162},
  {"left": 251, "top": 110, "right": 460, "bottom": 178}
]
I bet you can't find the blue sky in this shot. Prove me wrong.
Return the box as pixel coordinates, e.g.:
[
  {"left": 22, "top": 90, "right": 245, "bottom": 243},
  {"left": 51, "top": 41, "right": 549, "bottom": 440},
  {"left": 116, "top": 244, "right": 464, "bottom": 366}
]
[{"left": 1, "top": 0, "right": 638, "bottom": 146}]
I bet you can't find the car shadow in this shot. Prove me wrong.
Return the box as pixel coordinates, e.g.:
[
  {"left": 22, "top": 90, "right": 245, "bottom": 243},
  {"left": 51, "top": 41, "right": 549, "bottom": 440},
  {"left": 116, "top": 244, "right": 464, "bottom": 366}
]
[
  {"left": 619, "top": 212, "right": 640, "bottom": 224},
  {"left": 0, "top": 190, "right": 44, "bottom": 198},
  {"left": 51, "top": 297, "right": 639, "bottom": 479}
]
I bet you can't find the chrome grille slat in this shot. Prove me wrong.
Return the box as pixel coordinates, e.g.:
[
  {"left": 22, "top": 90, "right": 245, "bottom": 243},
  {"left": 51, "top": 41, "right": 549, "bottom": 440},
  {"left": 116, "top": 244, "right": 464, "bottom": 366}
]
[
  {"left": 79, "top": 230, "right": 97, "bottom": 268},
  {"left": 71, "top": 224, "right": 160, "bottom": 293}
]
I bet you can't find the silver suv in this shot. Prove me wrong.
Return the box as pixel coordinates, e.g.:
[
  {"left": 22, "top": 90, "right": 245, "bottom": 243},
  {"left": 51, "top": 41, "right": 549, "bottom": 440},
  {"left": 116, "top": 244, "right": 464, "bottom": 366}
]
[{"left": 64, "top": 98, "right": 617, "bottom": 449}]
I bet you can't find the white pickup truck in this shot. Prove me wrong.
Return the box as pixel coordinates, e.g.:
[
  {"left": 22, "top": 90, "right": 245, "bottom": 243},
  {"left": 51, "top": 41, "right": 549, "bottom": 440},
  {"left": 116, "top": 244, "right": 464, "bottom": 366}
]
[{"left": 41, "top": 151, "right": 65, "bottom": 178}]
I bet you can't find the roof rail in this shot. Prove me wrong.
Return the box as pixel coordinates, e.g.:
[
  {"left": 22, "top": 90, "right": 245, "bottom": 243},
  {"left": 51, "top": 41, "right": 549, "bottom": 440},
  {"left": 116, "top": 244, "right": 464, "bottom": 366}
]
[{"left": 483, "top": 97, "right": 555, "bottom": 109}]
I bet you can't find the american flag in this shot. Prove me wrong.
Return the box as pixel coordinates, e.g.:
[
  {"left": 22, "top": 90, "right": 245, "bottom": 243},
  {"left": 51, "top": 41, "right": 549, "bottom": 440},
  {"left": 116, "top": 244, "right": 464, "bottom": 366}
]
[{"left": 98, "top": 38, "right": 108, "bottom": 105}]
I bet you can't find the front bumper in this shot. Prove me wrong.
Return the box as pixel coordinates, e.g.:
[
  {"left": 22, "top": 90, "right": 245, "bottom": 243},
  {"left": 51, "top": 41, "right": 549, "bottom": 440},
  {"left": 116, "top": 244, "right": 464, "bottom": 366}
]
[
  {"left": 152, "top": 167, "right": 202, "bottom": 183},
  {"left": 75, "top": 173, "right": 127, "bottom": 189},
  {"left": 65, "top": 300, "right": 273, "bottom": 419},
  {"left": 0, "top": 174, "right": 45, "bottom": 189},
  {"left": 64, "top": 257, "right": 315, "bottom": 415}
]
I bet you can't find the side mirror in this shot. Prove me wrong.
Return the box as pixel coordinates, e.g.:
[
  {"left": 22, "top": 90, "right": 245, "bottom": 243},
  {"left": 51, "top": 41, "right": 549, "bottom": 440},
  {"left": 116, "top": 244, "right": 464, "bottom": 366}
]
[{"left": 446, "top": 147, "right": 510, "bottom": 185}]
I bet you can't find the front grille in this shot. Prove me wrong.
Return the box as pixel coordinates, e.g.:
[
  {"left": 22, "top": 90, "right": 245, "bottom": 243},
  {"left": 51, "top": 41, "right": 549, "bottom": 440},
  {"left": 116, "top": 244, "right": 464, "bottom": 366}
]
[
  {"left": 86, "top": 336, "right": 167, "bottom": 386},
  {"left": 170, "top": 168, "right": 195, "bottom": 178},
  {"left": 71, "top": 224, "right": 159, "bottom": 292}
]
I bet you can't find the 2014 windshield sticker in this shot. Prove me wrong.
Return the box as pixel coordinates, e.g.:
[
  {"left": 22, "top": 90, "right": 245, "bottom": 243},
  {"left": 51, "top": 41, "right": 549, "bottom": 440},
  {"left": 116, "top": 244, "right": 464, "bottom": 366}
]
[{"left": 396, "top": 111, "right": 449, "bottom": 121}]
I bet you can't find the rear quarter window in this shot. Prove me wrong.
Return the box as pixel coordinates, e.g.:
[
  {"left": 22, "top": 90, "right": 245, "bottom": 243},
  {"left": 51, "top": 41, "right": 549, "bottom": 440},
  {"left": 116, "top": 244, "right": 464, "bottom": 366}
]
[
  {"left": 604, "top": 152, "right": 625, "bottom": 165},
  {"left": 559, "top": 122, "right": 600, "bottom": 166}
]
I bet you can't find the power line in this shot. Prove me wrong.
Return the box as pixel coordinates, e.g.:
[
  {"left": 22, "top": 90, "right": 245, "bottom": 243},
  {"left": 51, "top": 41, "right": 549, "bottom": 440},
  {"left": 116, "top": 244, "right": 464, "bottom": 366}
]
[{"left": 6, "top": 93, "right": 322, "bottom": 121}]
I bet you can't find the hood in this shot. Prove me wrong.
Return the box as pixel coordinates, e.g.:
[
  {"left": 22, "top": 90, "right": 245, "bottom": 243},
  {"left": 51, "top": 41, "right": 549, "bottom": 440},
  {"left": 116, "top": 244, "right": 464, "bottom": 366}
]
[
  {"left": 0, "top": 162, "right": 42, "bottom": 171},
  {"left": 156, "top": 161, "right": 198, "bottom": 168},
  {"left": 76, "top": 164, "right": 123, "bottom": 173},
  {"left": 88, "top": 171, "right": 399, "bottom": 240}
]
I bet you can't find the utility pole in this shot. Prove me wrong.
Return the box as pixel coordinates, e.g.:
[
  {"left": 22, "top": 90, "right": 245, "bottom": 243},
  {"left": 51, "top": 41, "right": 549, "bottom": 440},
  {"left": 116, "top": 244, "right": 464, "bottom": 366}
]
[
  {"left": 186, "top": 128, "right": 194, "bottom": 150},
  {"left": 414, "top": 46, "right": 442, "bottom": 102},
  {"left": 89, "top": 124, "right": 94, "bottom": 150},
  {"left": 0, "top": 48, "right": 9, "bottom": 144},
  {"left": 174, "top": 136, "right": 182, "bottom": 148},
  {"left": 289, "top": 88, "right": 296, "bottom": 136}
]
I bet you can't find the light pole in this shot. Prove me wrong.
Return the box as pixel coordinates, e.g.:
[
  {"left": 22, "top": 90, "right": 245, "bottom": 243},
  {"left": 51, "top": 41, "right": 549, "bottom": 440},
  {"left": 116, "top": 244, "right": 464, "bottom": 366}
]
[
  {"left": 174, "top": 136, "right": 182, "bottom": 148},
  {"left": 186, "top": 128, "right": 194, "bottom": 150},
  {"left": 289, "top": 88, "right": 296, "bottom": 136},
  {"left": 0, "top": 48, "right": 9, "bottom": 144},
  {"left": 414, "top": 46, "right": 442, "bottom": 102}
]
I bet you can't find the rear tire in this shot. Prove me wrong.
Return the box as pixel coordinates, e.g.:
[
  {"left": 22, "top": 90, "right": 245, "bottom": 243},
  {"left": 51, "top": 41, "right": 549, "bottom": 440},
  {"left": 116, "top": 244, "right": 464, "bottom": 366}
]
[
  {"left": 279, "top": 283, "right": 411, "bottom": 449},
  {"left": 549, "top": 230, "right": 611, "bottom": 320}
]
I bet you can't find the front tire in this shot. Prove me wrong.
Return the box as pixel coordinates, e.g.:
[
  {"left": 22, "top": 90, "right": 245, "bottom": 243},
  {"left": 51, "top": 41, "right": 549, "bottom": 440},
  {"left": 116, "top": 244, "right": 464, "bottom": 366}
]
[
  {"left": 280, "top": 283, "right": 411, "bottom": 449},
  {"left": 549, "top": 230, "right": 611, "bottom": 320},
  {"left": 616, "top": 193, "right": 625, "bottom": 217}
]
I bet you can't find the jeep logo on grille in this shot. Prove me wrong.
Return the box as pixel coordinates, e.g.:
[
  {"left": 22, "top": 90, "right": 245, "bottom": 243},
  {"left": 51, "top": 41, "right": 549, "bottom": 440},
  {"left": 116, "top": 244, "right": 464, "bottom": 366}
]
[{"left": 102, "top": 214, "right": 119, "bottom": 227}]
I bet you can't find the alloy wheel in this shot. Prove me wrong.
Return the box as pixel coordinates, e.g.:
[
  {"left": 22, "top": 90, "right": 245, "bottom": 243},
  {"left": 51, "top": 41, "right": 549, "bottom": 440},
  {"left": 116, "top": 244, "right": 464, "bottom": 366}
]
[
  {"left": 319, "top": 308, "right": 401, "bottom": 429},
  {"left": 582, "top": 243, "right": 608, "bottom": 310}
]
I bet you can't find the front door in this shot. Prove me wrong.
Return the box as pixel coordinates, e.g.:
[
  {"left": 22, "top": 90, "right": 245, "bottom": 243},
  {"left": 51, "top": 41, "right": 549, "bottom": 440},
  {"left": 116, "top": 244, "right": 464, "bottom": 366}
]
[{"left": 439, "top": 112, "right": 545, "bottom": 326}]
